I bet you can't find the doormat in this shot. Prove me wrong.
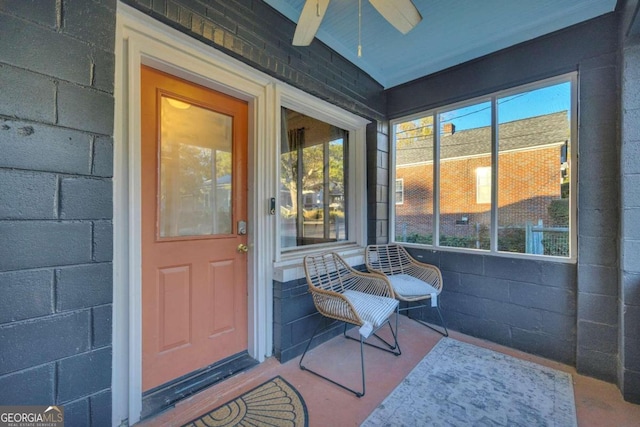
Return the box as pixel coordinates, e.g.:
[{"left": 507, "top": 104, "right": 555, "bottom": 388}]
[
  {"left": 182, "top": 376, "right": 308, "bottom": 427},
  {"left": 362, "top": 338, "right": 577, "bottom": 427}
]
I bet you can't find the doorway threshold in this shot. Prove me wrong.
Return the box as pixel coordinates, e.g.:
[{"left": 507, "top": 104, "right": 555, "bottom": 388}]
[{"left": 141, "top": 351, "right": 259, "bottom": 420}]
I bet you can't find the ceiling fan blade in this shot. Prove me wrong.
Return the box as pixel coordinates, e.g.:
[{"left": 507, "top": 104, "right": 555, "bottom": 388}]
[
  {"left": 368, "top": 0, "right": 422, "bottom": 34},
  {"left": 293, "top": 0, "right": 331, "bottom": 46}
]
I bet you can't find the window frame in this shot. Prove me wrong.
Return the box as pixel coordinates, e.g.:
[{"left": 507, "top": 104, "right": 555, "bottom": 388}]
[
  {"left": 389, "top": 73, "right": 577, "bottom": 262},
  {"left": 276, "top": 85, "right": 368, "bottom": 261}
]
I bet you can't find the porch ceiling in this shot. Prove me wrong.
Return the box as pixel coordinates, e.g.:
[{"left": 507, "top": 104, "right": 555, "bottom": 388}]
[{"left": 263, "top": 0, "right": 618, "bottom": 89}]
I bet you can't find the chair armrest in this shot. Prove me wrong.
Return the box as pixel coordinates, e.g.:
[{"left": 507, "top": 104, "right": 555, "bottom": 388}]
[
  {"left": 309, "top": 286, "right": 363, "bottom": 325},
  {"left": 403, "top": 262, "right": 443, "bottom": 292},
  {"left": 366, "top": 244, "right": 443, "bottom": 292},
  {"left": 348, "top": 270, "right": 395, "bottom": 298}
]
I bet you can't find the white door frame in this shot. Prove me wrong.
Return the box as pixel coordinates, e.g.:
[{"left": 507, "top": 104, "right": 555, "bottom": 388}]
[{"left": 113, "top": 4, "right": 275, "bottom": 424}]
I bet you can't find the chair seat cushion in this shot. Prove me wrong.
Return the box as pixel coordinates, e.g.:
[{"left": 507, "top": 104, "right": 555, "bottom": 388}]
[
  {"left": 343, "top": 290, "right": 398, "bottom": 329},
  {"left": 388, "top": 274, "right": 439, "bottom": 298}
]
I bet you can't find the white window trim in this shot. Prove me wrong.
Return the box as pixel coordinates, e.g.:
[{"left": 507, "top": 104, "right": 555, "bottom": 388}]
[
  {"left": 273, "top": 84, "right": 369, "bottom": 281},
  {"left": 389, "top": 72, "right": 577, "bottom": 263},
  {"left": 113, "top": 3, "right": 367, "bottom": 425}
]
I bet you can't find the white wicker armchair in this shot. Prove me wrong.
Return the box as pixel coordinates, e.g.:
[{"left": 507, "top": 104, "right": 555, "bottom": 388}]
[
  {"left": 299, "top": 252, "right": 401, "bottom": 397},
  {"left": 366, "top": 244, "right": 448, "bottom": 336}
]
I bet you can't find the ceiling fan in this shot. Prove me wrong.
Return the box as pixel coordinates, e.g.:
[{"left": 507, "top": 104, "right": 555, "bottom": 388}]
[{"left": 292, "top": 0, "right": 423, "bottom": 47}]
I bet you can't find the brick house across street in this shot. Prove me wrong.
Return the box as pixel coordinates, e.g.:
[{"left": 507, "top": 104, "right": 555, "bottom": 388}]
[{"left": 396, "top": 112, "right": 570, "bottom": 254}]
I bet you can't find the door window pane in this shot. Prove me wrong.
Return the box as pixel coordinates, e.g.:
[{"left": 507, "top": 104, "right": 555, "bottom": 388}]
[
  {"left": 438, "top": 103, "right": 492, "bottom": 249},
  {"left": 280, "top": 108, "right": 348, "bottom": 248},
  {"left": 159, "top": 96, "right": 233, "bottom": 237},
  {"left": 497, "top": 82, "right": 571, "bottom": 255},
  {"left": 394, "top": 115, "right": 434, "bottom": 244}
]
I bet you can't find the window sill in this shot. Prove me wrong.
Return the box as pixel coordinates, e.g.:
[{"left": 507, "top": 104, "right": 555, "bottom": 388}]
[
  {"left": 398, "top": 241, "right": 577, "bottom": 264},
  {"left": 273, "top": 243, "right": 365, "bottom": 282}
]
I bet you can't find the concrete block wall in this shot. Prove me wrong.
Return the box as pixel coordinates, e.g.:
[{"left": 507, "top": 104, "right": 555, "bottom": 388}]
[
  {"left": 620, "top": 0, "right": 640, "bottom": 403},
  {"left": 367, "top": 120, "right": 390, "bottom": 245},
  {"left": 121, "top": 0, "right": 385, "bottom": 121},
  {"left": 575, "top": 49, "right": 620, "bottom": 383},
  {"left": 386, "top": 14, "right": 621, "bottom": 379},
  {"left": 0, "top": 1, "right": 115, "bottom": 425},
  {"left": 406, "top": 249, "right": 577, "bottom": 364}
]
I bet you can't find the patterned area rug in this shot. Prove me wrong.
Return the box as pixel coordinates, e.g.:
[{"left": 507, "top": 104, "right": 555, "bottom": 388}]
[
  {"left": 183, "top": 376, "right": 308, "bottom": 427},
  {"left": 362, "top": 338, "right": 577, "bottom": 427}
]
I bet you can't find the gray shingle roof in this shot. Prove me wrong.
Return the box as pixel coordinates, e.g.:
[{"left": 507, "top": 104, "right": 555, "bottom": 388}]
[{"left": 396, "top": 111, "right": 569, "bottom": 166}]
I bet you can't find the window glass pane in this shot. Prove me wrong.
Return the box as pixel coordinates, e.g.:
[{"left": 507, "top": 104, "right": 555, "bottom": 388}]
[
  {"left": 280, "top": 108, "right": 348, "bottom": 248},
  {"left": 438, "top": 102, "right": 492, "bottom": 249},
  {"left": 394, "top": 115, "right": 434, "bottom": 244},
  {"left": 497, "top": 82, "right": 571, "bottom": 255},
  {"left": 395, "top": 179, "right": 404, "bottom": 204},
  {"left": 159, "top": 96, "right": 232, "bottom": 237}
]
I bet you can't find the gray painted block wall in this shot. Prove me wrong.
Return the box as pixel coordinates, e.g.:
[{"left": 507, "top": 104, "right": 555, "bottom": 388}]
[
  {"left": 0, "top": 1, "right": 115, "bottom": 425},
  {"left": 367, "top": 120, "right": 390, "bottom": 245},
  {"left": 405, "top": 250, "right": 577, "bottom": 365},
  {"left": 386, "top": 14, "right": 621, "bottom": 382},
  {"left": 620, "top": 1, "right": 640, "bottom": 403}
]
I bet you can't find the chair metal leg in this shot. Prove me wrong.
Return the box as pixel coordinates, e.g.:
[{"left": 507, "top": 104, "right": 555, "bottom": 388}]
[
  {"left": 300, "top": 312, "right": 401, "bottom": 397},
  {"left": 404, "top": 302, "right": 449, "bottom": 337},
  {"left": 342, "top": 307, "right": 402, "bottom": 356},
  {"left": 299, "top": 318, "right": 367, "bottom": 397},
  {"left": 343, "top": 321, "right": 401, "bottom": 356}
]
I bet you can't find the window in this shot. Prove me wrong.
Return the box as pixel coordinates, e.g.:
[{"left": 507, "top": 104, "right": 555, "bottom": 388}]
[
  {"left": 395, "top": 179, "right": 404, "bottom": 204},
  {"left": 392, "top": 75, "right": 575, "bottom": 258},
  {"left": 280, "top": 107, "right": 348, "bottom": 248},
  {"left": 476, "top": 167, "right": 491, "bottom": 204}
]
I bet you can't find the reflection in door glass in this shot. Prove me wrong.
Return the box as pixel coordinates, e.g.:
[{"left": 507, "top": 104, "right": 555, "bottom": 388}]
[{"left": 159, "top": 96, "right": 233, "bottom": 237}]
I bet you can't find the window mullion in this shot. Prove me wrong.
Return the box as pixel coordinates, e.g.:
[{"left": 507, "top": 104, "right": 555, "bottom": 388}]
[
  {"left": 433, "top": 112, "right": 441, "bottom": 247},
  {"left": 490, "top": 96, "right": 499, "bottom": 253},
  {"left": 323, "top": 141, "right": 330, "bottom": 239}
]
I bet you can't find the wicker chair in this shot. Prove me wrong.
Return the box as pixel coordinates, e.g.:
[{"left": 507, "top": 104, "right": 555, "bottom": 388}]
[
  {"left": 299, "top": 252, "right": 401, "bottom": 397},
  {"left": 365, "top": 244, "right": 448, "bottom": 336}
]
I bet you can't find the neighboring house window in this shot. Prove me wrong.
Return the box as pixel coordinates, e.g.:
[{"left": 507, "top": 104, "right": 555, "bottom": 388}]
[
  {"left": 396, "top": 179, "right": 404, "bottom": 204},
  {"left": 280, "top": 107, "right": 348, "bottom": 248},
  {"left": 391, "top": 74, "right": 576, "bottom": 259},
  {"left": 476, "top": 167, "right": 491, "bottom": 204}
]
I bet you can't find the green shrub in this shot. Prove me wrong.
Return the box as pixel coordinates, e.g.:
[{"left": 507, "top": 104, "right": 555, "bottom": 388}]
[
  {"left": 548, "top": 199, "right": 569, "bottom": 226},
  {"left": 498, "top": 227, "right": 526, "bottom": 253}
]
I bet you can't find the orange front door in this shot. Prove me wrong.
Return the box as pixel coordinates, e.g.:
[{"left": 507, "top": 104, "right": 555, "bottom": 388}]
[{"left": 140, "top": 66, "right": 249, "bottom": 392}]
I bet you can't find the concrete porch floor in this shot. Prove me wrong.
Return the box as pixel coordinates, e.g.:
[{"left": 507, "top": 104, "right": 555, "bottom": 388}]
[{"left": 137, "top": 316, "right": 640, "bottom": 426}]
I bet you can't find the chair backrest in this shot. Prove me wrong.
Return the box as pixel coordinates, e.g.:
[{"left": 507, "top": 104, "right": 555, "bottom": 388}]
[
  {"left": 365, "top": 244, "right": 413, "bottom": 276},
  {"left": 304, "top": 252, "right": 357, "bottom": 295}
]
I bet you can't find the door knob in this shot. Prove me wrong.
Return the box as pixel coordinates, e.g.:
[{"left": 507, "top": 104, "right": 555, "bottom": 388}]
[{"left": 237, "top": 244, "right": 249, "bottom": 253}]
